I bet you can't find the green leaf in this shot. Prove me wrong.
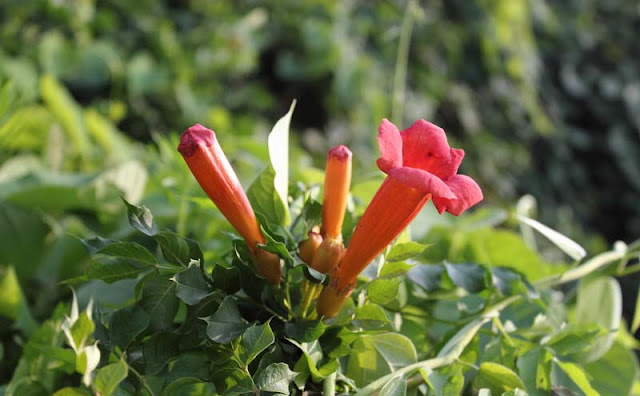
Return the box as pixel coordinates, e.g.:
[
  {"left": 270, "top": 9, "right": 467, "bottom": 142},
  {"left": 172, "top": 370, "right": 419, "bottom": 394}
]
[
  {"left": 444, "top": 262, "right": 487, "bottom": 293},
  {"left": 86, "top": 256, "right": 153, "bottom": 283},
  {"left": 52, "top": 388, "right": 92, "bottom": 396},
  {"left": 248, "top": 163, "right": 290, "bottom": 227},
  {"left": 268, "top": 100, "right": 295, "bottom": 216},
  {"left": 288, "top": 339, "right": 338, "bottom": 383},
  {"left": 143, "top": 332, "right": 181, "bottom": 375},
  {"left": 368, "top": 278, "right": 402, "bottom": 305},
  {"left": 284, "top": 320, "right": 326, "bottom": 343},
  {"left": 386, "top": 241, "right": 429, "bottom": 262},
  {"left": 256, "top": 362, "right": 297, "bottom": 394},
  {"left": 0, "top": 266, "right": 37, "bottom": 334},
  {"left": 632, "top": 287, "right": 640, "bottom": 333},
  {"left": 551, "top": 360, "right": 599, "bottom": 396},
  {"left": 138, "top": 275, "right": 179, "bottom": 331},
  {"left": 96, "top": 241, "right": 158, "bottom": 265},
  {"left": 94, "top": 359, "right": 128, "bottom": 396},
  {"left": 575, "top": 276, "right": 622, "bottom": 361},
  {"left": 517, "top": 347, "right": 552, "bottom": 396},
  {"left": 236, "top": 320, "right": 275, "bottom": 366},
  {"left": 475, "top": 362, "right": 525, "bottom": 395},
  {"left": 346, "top": 333, "right": 417, "bottom": 387},
  {"left": 123, "top": 198, "right": 157, "bottom": 236},
  {"left": 109, "top": 305, "right": 150, "bottom": 349},
  {"left": 211, "top": 263, "right": 241, "bottom": 295},
  {"left": 40, "top": 74, "right": 89, "bottom": 157},
  {"left": 584, "top": 341, "right": 638, "bottom": 396},
  {"left": 259, "top": 224, "right": 293, "bottom": 262},
  {"left": 353, "top": 303, "right": 391, "bottom": 330},
  {"left": 203, "top": 296, "right": 249, "bottom": 344},
  {"left": 61, "top": 297, "right": 95, "bottom": 353},
  {"left": 379, "top": 261, "right": 414, "bottom": 279},
  {"left": 491, "top": 267, "right": 528, "bottom": 296},
  {"left": 545, "top": 324, "right": 604, "bottom": 357},
  {"left": 437, "top": 317, "right": 491, "bottom": 359},
  {"left": 378, "top": 375, "right": 407, "bottom": 396},
  {"left": 211, "top": 367, "right": 255, "bottom": 396},
  {"left": 161, "top": 378, "right": 216, "bottom": 396},
  {"left": 424, "top": 365, "right": 464, "bottom": 396},
  {"left": 407, "top": 264, "right": 444, "bottom": 292},
  {"left": 517, "top": 215, "right": 586, "bottom": 261},
  {"left": 172, "top": 260, "right": 211, "bottom": 305},
  {"left": 155, "top": 230, "right": 203, "bottom": 268}
]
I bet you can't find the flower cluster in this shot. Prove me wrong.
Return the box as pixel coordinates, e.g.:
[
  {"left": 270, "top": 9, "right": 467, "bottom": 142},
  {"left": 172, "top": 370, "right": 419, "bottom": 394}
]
[{"left": 178, "top": 118, "right": 482, "bottom": 317}]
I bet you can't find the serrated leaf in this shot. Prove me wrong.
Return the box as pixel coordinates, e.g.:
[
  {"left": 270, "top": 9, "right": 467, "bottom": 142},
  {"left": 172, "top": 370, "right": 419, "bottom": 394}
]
[
  {"left": 172, "top": 260, "right": 211, "bottom": 305},
  {"left": 96, "top": 241, "right": 158, "bottom": 265},
  {"left": 475, "top": 362, "right": 525, "bottom": 395},
  {"left": 444, "top": 262, "right": 487, "bottom": 293},
  {"left": 109, "top": 305, "right": 149, "bottom": 349},
  {"left": 155, "top": 230, "right": 203, "bottom": 267},
  {"left": 346, "top": 333, "right": 417, "bottom": 387},
  {"left": 387, "top": 241, "right": 429, "bottom": 262},
  {"left": 236, "top": 320, "right": 275, "bottom": 366},
  {"left": 138, "top": 276, "right": 179, "bottom": 331},
  {"left": 122, "top": 198, "right": 157, "bottom": 236},
  {"left": 211, "top": 263, "right": 241, "bottom": 295},
  {"left": 94, "top": 359, "right": 128, "bottom": 396},
  {"left": 203, "top": 296, "right": 249, "bottom": 344},
  {"left": 256, "top": 362, "right": 296, "bottom": 393}
]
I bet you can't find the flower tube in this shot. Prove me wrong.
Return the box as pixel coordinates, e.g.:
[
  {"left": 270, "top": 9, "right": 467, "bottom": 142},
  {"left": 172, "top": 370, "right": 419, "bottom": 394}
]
[
  {"left": 178, "top": 124, "right": 281, "bottom": 284},
  {"left": 309, "top": 145, "right": 352, "bottom": 274},
  {"left": 317, "top": 119, "right": 483, "bottom": 317}
]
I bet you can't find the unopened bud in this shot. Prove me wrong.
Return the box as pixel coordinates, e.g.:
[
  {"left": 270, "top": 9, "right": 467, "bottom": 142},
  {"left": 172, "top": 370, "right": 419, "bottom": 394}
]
[
  {"left": 299, "top": 231, "right": 323, "bottom": 265},
  {"left": 316, "top": 280, "right": 353, "bottom": 318},
  {"left": 251, "top": 248, "right": 282, "bottom": 285},
  {"left": 310, "top": 238, "right": 345, "bottom": 274}
]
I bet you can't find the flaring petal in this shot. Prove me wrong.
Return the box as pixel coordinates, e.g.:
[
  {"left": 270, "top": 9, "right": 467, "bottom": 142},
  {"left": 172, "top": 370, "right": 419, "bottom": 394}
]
[
  {"left": 376, "top": 118, "right": 403, "bottom": 173},
  {"left": 400, "top": 119, "right": 462, "bottom": 179},
  {"left": 432, "top": 174, "right": 483, "bottom": 216},
  {"left": 387, "top": 167, "right": 456, "bottom": 200}
]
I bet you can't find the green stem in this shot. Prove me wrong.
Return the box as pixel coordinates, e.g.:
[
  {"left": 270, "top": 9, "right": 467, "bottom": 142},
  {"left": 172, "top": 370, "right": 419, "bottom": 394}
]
[
  {"left": 391, "top": 0, "right": 418, "bottom": 124},
  {"left": 323, "top": 372, "right": 336, "bottom": 395}
]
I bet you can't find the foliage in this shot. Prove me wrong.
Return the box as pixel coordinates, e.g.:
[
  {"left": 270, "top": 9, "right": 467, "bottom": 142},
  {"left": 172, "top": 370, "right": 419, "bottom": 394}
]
[{"left": 2, "top": 107, "right": 640, "bottom": 395}]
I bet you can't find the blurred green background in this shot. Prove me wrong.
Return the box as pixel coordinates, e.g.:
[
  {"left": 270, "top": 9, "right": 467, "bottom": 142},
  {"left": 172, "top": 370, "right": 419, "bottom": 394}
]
[{"left": 1, "top": 0, "right": 639, "bottom": 387}]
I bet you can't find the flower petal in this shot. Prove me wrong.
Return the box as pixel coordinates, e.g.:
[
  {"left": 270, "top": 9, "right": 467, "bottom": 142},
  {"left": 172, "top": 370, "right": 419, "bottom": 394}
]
[
  {"left": 376, "top": 118, "right": 403, "bottom": 173},
  {"left": 334, "top": 167, "right": 450, "bottom": 289},
  {"left": 432, "top": 174, "right": 484, "bottom": 216},
  {"left": 400, "top": 119, "right": 463, "bottom": 179}
]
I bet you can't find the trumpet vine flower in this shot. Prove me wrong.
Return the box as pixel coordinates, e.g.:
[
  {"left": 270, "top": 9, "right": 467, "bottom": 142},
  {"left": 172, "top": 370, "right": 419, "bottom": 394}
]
[
  {"left": 317, "top": 119, "right": 483, "bottom": 317},
  {"left": 178, "top": 124, "right": 281, "bottom": 284}
]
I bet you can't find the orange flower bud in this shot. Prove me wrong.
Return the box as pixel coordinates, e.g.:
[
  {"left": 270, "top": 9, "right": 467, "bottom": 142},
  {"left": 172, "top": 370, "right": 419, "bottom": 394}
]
[
  {"left": 316, "top": 279, "right": 353, "bottom": 318},
  {"left": 299, "top": 231, "right": 323, "bottom": 265},
  {"left": 178, "top": 124, "right": 281, "bottom": 284},
  {"left": 310, "top": 238, "right": 345, "bottom": 274},
  {"left": 321, "top": 145, "right": 352, "bottom": 239}
]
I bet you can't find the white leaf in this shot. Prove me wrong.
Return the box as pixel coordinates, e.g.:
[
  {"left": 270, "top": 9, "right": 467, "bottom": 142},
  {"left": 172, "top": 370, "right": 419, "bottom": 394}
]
[{"left": 517, "top": 215, "right": 587, "bottom": 261}]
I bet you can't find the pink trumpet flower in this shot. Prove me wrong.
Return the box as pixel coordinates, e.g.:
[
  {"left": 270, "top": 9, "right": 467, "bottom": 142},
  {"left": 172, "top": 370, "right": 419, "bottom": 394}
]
[{"left": 317, "top": 119, "right": 483, "bottom": 317}]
